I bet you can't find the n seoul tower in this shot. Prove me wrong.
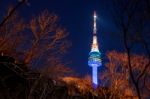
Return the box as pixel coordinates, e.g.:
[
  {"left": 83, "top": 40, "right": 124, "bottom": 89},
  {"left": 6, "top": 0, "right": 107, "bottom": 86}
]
[{"left": 88, "top": 11, "right": 102, "bottom": 88}]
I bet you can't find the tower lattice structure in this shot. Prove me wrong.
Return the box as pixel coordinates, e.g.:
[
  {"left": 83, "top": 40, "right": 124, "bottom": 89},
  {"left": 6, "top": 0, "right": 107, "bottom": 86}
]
[{"left": 88, "top": 11, "right": 102, "bottom": 87}]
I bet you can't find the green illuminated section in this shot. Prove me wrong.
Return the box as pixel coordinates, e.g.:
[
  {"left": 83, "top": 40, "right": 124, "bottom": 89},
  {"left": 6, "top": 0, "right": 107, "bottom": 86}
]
[{"left": 88, "top": 51, "right": 102, "bottom": 67}]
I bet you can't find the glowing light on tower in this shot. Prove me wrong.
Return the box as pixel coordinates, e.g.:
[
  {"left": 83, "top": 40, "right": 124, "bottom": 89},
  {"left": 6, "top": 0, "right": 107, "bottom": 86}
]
[{"left": 88, "top": 11, "right": 102, "bottom": 88}]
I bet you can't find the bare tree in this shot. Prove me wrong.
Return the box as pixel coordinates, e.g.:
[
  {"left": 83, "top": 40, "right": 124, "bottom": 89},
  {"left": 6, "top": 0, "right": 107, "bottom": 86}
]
[
  {"left": 100, "top": 51, "right": 150, "bottom": 98},
  {"left": 0, "top": 7, "right": 26, "bottom": 58},
  {"left": 25, "top": 10, "right": 72, "bottom": 99},
  {"left": 109, "top": 0, "right": 150, "bottom": 98},
  {"left": 0, "top": 4, "right": 72, "bottom": 99}
]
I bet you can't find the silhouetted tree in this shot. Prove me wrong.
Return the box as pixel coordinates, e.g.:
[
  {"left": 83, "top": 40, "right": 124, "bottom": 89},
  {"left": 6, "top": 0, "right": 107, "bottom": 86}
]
[
  {"left": 0, "top": 1, "right": 72, "bottom": 99},
  {"left": 109, "top": 0, "right": 150, "bottom": 98},
  {"left": 0, "top": 0, "right": 26, "bottom": 29}
]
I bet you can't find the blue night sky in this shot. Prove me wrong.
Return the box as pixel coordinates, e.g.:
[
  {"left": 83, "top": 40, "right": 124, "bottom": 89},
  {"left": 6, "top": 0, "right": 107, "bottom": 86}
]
[{"left": 1, "top": 0, "right": 124, "bottom": 76}]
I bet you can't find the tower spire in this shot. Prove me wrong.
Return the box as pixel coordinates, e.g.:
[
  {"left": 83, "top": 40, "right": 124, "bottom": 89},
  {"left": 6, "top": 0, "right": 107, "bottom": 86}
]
[
  {"left": 93, "top": 11, "right": 97, "bottom": 34},
  {"left": 91, "top": 11, "right": 99, "bottom": 52},
  {"left": 88, "top": 11, "right": 102, "bottom": 88}
]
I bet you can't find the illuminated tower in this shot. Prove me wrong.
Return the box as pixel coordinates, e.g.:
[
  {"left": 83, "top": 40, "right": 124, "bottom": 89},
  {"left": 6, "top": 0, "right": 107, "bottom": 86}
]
[{"left": 88, "top": 11, "right": 102, "bottom": 87}]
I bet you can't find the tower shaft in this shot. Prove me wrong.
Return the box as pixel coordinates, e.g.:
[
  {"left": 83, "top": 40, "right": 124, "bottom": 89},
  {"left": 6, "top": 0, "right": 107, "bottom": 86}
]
[{"left": 92, "top": 65, "right": 98, "bottom": 85}]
